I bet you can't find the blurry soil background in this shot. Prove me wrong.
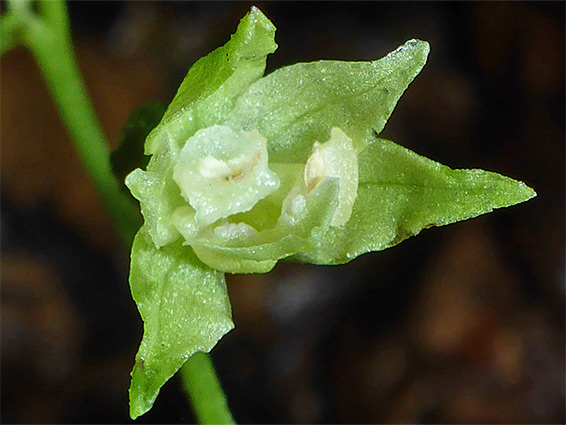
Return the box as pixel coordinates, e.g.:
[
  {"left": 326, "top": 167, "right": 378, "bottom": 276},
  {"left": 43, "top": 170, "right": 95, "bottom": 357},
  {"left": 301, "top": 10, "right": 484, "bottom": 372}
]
[{"left": 1, "top": 1, "right": 564, "bottom": 423}]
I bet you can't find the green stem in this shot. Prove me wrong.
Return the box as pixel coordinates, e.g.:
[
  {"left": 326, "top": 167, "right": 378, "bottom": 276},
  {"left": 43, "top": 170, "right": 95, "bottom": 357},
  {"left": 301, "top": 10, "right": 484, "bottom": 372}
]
[
  {"left": 6, "top": 0, "right": 139, "bottom": 245},
  {"left": 181, "top": 352, "right": 235, "bottom": 424},
  {"left": 3, "top": 1, "right": 234, "bottom": 423}
]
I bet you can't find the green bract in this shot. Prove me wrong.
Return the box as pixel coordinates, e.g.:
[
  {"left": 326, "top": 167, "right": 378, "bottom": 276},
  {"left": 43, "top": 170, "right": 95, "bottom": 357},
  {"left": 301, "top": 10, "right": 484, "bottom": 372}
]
[{"left": 124, "top": 6, "right": 536, "bottom": 419}]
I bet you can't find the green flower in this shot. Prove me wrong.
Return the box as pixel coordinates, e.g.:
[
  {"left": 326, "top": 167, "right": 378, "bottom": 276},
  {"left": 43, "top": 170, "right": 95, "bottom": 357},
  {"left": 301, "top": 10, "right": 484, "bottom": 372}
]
[{"left": 124, "top": 7, "right": 535, "bottom": 419}]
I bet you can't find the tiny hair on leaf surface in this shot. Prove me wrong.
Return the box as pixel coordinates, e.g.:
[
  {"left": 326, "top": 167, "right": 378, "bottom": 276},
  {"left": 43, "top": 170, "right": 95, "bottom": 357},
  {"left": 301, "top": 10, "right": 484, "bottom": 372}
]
[{"left": 123, "top": 5, "right": 536, "bottom": 419}]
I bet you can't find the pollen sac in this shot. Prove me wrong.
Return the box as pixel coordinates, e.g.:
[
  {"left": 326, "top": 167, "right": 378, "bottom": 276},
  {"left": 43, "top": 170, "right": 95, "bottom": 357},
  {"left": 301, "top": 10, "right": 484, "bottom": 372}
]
[
  {"left": 304, "top": 127, "right": 358, "bottom": 226},
  {"left": 173, "top": 125, "right": 280, "bottom": 226}
]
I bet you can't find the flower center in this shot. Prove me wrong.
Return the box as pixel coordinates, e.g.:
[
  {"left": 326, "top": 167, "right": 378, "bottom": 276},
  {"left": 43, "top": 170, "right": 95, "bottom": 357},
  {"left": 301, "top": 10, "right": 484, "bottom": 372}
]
[{"left": 173, "top": 125, "right": 280, "bottom": 226}]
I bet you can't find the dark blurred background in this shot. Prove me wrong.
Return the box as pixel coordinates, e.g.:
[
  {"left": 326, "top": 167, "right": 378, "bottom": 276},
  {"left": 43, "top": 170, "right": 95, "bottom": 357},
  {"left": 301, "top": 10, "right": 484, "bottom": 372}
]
[{"left": 1, "top": 1, "right": 564, "bottom": 423}]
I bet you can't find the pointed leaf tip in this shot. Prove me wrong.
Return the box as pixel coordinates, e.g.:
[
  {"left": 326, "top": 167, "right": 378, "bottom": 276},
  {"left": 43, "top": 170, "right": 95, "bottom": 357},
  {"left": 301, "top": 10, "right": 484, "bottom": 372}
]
[
  {"left": 128, "top": 228, "right": 234, "bottom": 418},
  {"left": 227, "top": 38, "right": 432, "bottom": 162},
  {"left": 232, "top": 5, "right": 277, "bottom": 60},
  {"left": 297, "top": 138, "right": 538, "bottom": 265},
  {"left": 143, "top": 4, "right": 277, "bottom": 155}
]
